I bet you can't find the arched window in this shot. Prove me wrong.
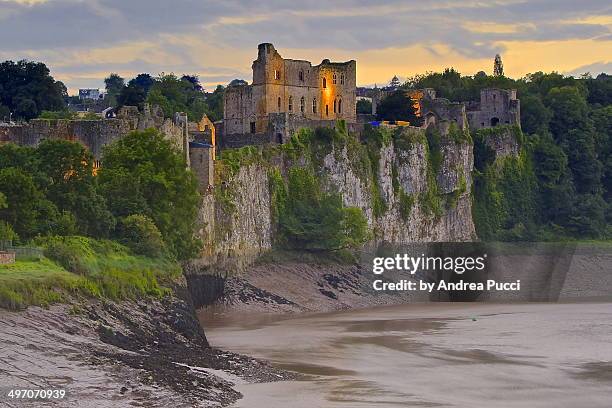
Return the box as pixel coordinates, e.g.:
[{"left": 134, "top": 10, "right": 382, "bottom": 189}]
[
  {"left": 338, "top": 99, "right": 342, "bottom": 113},
  {"left": 299, "top": 71, "right": 304, "bottom": 81},
  {"left": 325, "top": 104, "right": 329, "bottom": 116},
  {"left": 288, "top": 96, "right": 293, "bottom": 112},
  {"left": 333, "top": 99, "right": 337, "bottom": 113},
  {"left": 312, "top": 98, "right": 317, "bottom": 113},
  {"left": 300, "top": 97, "right": 305, "bottom": 113},
  {"left": 333, "top": 74, "right": 337, "bottom": 84},
  {"left": 277, "top": 97, "right": 281, "bottom": 111},
  {"left": 274, "top": 70, "right": 280, "bottom": 80},
  {"left": 340, "top": 74, "right": 344, "bottom": 85},
  {"left": 322, "top": 77, "right": 326, "bottom": 88}
]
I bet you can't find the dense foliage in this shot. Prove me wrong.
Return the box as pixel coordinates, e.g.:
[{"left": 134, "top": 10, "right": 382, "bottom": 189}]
[
  {"left": 270, "top": 167, "right": 369, "bottom": 251},
  {"left": 0, "top": 130, "right": 201, "bottom": 260},
  {"left": 111, "top": 72, "right": 225, "bottom": 122},
  {"left": 408, "top": 70, "right": 611, "bottom": 239},
  {"left": 377, "top": 90, "right": 422, "bottom": 125},
  {"left": 0, "top": 60, "right": 66, "bottom": 120},
  {"left": 98, "top": 129, "right": 201, "bottom": 260}
]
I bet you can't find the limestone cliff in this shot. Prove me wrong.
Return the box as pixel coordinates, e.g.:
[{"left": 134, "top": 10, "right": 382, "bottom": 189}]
[{"left": 189, "top": 124, "right": 478, "bottom": 273}]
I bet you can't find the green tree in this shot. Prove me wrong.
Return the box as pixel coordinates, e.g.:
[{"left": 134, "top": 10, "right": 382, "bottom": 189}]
[
  {"left": 146, "top": 73, "right": 207, "bottom": 122},
  {"left": 277, "top": 167, "right": 368, "bottom": 251},
  {"left": 35, "top": 139, "right": 115, "bottom": 237},
  {"left": 377, "top": 90, "right": 422, "bottom": 125},
  {"left": 520, "top": 94, "right": 552, "bottom": 135},
  {"left": 117, "top": 73, "right": 155, "bottom": 107},
  {"left": 0, "top": 60, "right": 66, "bottom": 120},
  {"left": 104, "top": 73, "right": 125, "bottom": 106},
  {"left": 98, "top": 129, "right": 201, "bottom": 260},
  {"left": 357, "top": 99, "right": 372, "bottom": 114},
  {"left": 0, "top": 168, "right": 44, "bottom": 238},
  {"left": 531, "top": 134, "right": 574, "bottom": 228},
  {"left": 204, "top": 85, "right": 225, "bottom": 121},
  {"left": 117, "top": 214, "right": 166, "bottom": 257},
  {"left": 544, "top": 86, "right": 589, "bottom": 139}
]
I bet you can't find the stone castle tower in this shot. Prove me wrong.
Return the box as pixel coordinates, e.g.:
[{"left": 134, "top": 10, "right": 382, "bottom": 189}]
[{"left": 223, "top": 43, "right": 356, "bottom": 142}]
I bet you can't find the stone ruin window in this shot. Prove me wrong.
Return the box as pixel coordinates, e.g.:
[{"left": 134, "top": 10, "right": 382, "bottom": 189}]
[
  {"left": 313, "top": 98, "right": 317, "bottom": 113},
  {"left": 333, "top": 74, "right": 337, "bottom": 84},
  {"left": 250, "top": 121, "right": 256, "bottom": 134},
  {"left": 490, "top": 117, "right": 500, "bottom": 127},
  {"left": 299, "top": 71, "right": 304, "bottom": 82},
  {"left": 274, "top": 70, "right": 280, "bottom": 80},
  {"left": 322, "top": 77, "right": 327, "bottom": 88},
  {"left": 326, "top": 104, "right": 329, "bottom": 116},
  {"left": 278, "top": 97, "right": 281, "bottom": 111},
  {"left": 338, "top": 99, "right": 342, "bottom": 113},
  {"left": 334, "top": 99, "right": 337, "bottom": 113},
  {"left": 288, "top": 96, "right": 293, "bottom": 112},
  {"left": 300, "top": 97, "right": 305, "bottom": 113},
  {"left": 340, "top": 74, "right": 345, "bottom": 85}
]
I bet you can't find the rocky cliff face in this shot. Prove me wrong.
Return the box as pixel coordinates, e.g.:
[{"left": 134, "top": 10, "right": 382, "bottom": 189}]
[{"left": 189, "top": 124, "right": 478, "bottom": 273}]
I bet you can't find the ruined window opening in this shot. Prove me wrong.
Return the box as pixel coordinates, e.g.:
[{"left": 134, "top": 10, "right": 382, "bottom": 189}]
[
  {"left": 300, "top": 97, "right": 305, "bottom": 113},
  {"left": 323, "top": 77, "right": 326, "bottom": 88},
  {"left": 338, "top": 99, "right": 342, "bottom": 113},
  {"left": 274, "top": 70, "right": 280, "bottom": 80},
  {"left": 299, "top": 71, "right": 304, "bottom": 81},
  {"left": 326, "top": 104, "right": 329, "bottom": 116},
  {"left": 490, "top": 117, "right": 500, "bottom": 127},
  {"left": 278, "top": 97, "right": 281, "bottom": 111},
  {"left": 334, "top": 99, "right": 337, "bottom": 113},
  {"left": 340, "top": 74, "right": 345, "bottom": 85},
  {"left": 250, "top": 121, "right": 256, "bottom": 133},
  {"left": 313, "top": 98, "right": 317, "bottom": 113},
  {"left": 288, "top": 96, "right": 293, "bottom": 112},
  {"left": 276, "top": 133, "right": 283, "bottom": 144},
  {"left": 333, "top": 74, "right": 337, "bottom": 84}
]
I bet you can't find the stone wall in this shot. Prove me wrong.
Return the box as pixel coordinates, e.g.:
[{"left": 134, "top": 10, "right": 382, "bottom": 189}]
[
  {"left": 0, "top": 105, "right": 187, "bottom": 160},
  {"left": 466, "top": 88, "right": 520, "bottom": 130},
  {"left": 189, "top": 143, "right": 214, "bottom": 192},
  {"left": 223, "top": 43, "right": 357, "bottom": 143}
]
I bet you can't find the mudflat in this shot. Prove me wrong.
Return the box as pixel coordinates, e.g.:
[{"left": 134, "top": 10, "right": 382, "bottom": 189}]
[{"left": 202, "top": 302, "right": 612, "bottom": 408}]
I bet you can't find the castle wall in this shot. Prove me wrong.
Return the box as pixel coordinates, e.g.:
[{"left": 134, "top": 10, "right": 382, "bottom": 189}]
[
  {"left": 467, "top": 88, "right": 520, "bottom": 130},
  {"left": 223, "top": 43, "right": 357, "bottom": 144},
  {"left": 0, "top": 106, "right": 187, "bottom": 160},
  {"left": 189, "top": 144, "right": 214, "bottom": 192}
]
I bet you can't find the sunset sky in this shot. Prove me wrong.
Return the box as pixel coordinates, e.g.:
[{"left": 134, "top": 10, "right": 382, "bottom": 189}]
[{"left": 1, "top": 0, "right": 610, "bottom": 94}]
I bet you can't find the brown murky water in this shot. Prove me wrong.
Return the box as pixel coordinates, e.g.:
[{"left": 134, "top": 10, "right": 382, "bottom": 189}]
[{"left": 201, "top": 302, "right": 612, "bottom": 408}]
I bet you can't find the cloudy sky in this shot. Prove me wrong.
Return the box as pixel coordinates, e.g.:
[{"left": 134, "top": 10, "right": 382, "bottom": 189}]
[{"left": 1, "top": 0, "right": 610, "bottom": 93}]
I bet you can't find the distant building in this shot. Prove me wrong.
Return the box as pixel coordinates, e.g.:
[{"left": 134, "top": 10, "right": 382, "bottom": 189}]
[{"left": 79, "top": 89, "right": 104, "bottom": 101}]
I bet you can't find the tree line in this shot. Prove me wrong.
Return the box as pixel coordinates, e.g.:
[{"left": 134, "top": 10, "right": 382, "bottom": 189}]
[
  {"left": 0, "top": 130, "right": 201, "bottom": 260},
  {"left": 405, "top": 69, "right": 610, "bottom": 239}
]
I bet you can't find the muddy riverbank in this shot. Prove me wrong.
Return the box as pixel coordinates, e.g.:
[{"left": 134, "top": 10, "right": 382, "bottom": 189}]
[{"left": 0, "top": 291, "right": 292, "bottom": 408}]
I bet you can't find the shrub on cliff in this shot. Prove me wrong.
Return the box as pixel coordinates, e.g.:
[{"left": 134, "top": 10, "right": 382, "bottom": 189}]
[
  {"left": 117, "top": 215, "right": 166, "bottom": 257},
  {"left": 272, "top": 167, "right": 369, "bottom": 251},
  {"left": 99, "top": 129, "right": 201, "bottom": 260}
]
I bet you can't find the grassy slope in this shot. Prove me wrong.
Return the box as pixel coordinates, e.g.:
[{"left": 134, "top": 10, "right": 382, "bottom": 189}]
[{"left": 0, "top": 237, "right": 182, "bottom": 310}]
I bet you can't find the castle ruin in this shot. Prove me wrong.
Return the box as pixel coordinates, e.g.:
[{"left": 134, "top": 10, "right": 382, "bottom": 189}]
[{"left": 222, "top": 43, "right": 357, "bottom": 147}]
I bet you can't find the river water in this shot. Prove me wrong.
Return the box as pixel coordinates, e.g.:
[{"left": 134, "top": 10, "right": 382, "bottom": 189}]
[{"left": 201, "top": 302, "right": 612, "bottom": 408}]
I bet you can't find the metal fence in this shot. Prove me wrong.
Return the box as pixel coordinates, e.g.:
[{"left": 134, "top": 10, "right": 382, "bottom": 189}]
[{"left": 0, "top": 240, "right": 43, "bottom": 260}]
